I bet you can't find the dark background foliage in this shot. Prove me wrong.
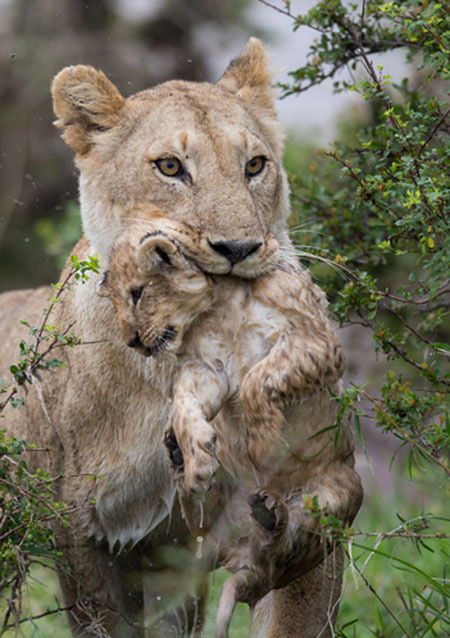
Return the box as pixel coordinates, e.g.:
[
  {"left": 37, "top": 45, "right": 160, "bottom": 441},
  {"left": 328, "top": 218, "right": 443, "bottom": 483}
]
[{"left": 0, "top": 0, "right": 247, "bottom": 290}]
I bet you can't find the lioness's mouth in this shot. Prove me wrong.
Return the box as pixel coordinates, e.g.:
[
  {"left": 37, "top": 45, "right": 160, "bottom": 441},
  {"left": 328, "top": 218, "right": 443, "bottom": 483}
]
[{"left": 142, "top": 325, "right": 177, "bottom": 357}]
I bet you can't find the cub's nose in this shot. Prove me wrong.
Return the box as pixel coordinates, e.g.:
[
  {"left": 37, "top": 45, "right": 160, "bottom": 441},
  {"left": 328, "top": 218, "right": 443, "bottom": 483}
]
[
  {"left": 209, "top": 240, "right": 262, "bottom": 265},
  {"left": 128, "top": 332, "right": 143, "bottom": 348}
]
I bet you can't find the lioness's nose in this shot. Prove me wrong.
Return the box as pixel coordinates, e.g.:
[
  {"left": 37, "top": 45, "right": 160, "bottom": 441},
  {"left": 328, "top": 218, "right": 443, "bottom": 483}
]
[{"left": 209, "top": 240, "right": 262, "bottom": 265}]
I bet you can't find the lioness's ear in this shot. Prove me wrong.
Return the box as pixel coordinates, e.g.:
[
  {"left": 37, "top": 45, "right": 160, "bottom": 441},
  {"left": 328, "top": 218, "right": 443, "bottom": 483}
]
[
  {"left": 137, "top": 235, "right": 185, "bottom": 274},
  {"left": 217, "top": 38, "right": 276, "bottom": 116},
  {"left": 52, "top": 65, "right": 125, "bottom": 155}
]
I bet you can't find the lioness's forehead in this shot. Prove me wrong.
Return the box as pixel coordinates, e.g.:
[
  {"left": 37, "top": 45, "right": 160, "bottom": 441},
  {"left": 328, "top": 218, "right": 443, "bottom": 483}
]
[{"left": 128, "top": 80, "right": 273, "bottom": 144}]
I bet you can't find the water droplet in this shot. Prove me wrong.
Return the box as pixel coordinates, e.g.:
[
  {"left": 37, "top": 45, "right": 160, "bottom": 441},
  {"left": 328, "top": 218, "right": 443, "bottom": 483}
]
[
  {"left": 196, "top": 535, "right": 203, "bottom": 559},
  {"left": 187, "top": 59, "right": 192, "bottom": 63},
  {"left": 156, "top": 595, "right": 161, "bottom": 601},
  {"left": 199, "top": 501, "right": 204, "bottom": 529}
]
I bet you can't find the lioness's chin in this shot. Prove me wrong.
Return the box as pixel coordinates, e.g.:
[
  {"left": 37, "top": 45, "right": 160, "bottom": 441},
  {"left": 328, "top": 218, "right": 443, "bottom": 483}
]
[
  {"left": 231, "top": 262, "right": 274, "bottom": 279},
  {"left": 200, "top": 261, "right": 276, "bottom": 280}
]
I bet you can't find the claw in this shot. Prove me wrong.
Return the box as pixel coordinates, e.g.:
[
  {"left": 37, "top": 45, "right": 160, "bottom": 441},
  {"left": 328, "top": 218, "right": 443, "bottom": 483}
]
[{"left": 164, "top": 429, "right": 184, "bottom": 469}]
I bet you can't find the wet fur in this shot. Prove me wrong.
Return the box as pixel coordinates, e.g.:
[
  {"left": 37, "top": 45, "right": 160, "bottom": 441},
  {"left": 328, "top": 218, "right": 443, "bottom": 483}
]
[{"left": 103, "top": 221, "right": 363, "bottom": 637}]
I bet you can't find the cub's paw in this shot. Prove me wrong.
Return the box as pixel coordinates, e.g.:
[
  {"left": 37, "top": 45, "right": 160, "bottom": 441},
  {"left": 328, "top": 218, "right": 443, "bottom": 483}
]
[
  {"left": 183, "top": 426, "right": 219, "bottom": 495},
  {"left": 248, "top": 488, "right": 288, "bottom": 533}
]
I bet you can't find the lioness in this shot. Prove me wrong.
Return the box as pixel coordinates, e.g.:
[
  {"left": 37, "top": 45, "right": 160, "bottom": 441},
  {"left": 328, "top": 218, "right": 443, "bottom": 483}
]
[
  {"left": 0, "top": 39, "right": 361, "bottom": 636},
  {"left": 100, "top": 220, "right": 363, "bottom": 637}
]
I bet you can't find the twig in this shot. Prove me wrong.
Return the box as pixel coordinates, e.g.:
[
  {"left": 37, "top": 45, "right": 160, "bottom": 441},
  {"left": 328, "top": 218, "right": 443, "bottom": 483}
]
[
  {"left": 323, "top": 151, "right": 365, "bottom": 189},
  {"left": 0, "top": 477, "right": 71, "bottom": 524},
  {"left": 0, "top": 387, "right": 18, "bottom": 413},
  {"left": 360, "top": 0, "right": 366, "bottom": 27},
  {"left": 257, "top": 0, "right": 294, "bottom": 20},
  {"left": 418, "top": 107, "right": 450, "bottom": 156},
  {"left": 408, "top": 10, "right": 449, "bottom": 52},
  {"left": 344, "top": 16, "right": 437, "bottom": 217},
  {"left": 355, "top": 311, "right": 450, "bottom": 388},
  {"left": 351, "top": 560, "right": 414, "bottom": 638},
  {"left": 2, "top": 603, "right": 76, "bottom": 629},
  {"left": 357, "top": 389, "right": 450, "bottom": 475},
  {"left": 384, "top": 305, "right": 449, "bottom": 356},
  {"left": 378, "top": 285, "right": 450, "bottom": 306}
]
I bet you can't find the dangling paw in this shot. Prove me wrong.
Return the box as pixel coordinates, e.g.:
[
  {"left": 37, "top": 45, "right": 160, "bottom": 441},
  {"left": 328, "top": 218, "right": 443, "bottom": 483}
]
[
  {"left": 248, "top": 488, "right": 288, "bottom": 533},
  {"left": 183, "top": 427, "right": 219, "bottom": 495}
]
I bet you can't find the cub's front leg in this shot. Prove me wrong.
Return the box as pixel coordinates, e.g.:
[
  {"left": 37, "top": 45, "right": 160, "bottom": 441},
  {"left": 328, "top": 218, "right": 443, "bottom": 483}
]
[{"left": 171, "top": 359, "right": 228, "bottom": 493}]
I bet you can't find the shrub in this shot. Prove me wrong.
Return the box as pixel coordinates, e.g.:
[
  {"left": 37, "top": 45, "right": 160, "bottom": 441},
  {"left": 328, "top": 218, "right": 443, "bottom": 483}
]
[
  {"left": 0, "top": 256, "right": 98, "bottom": 635},
  {"left": 264, "top": 0, "right": 449, "bottom": 634}
]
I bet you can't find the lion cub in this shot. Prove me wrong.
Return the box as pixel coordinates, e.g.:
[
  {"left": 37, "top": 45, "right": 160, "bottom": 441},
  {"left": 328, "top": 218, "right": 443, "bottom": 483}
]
[{"left": 100, "top": 219, "right": 363, "bottom": 637}]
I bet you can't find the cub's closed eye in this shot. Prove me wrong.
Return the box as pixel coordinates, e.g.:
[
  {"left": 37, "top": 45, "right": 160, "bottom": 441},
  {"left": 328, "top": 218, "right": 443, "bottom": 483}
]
[
  {"left": 245, "top": 156, "right": 266, "bottom": 178},
  {"left": 155, "top": 157, "right": 183, "bottom": 177},
  {"left": 131, "top": 287, "right": 143, "bottom": 305}
]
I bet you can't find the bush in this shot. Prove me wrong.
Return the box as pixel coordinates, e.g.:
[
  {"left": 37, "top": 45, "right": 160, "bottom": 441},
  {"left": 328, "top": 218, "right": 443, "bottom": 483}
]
[
  {"left": 0, "top": 256, "right": 99, "bottom": 635},
  {"left": 266, "top": 0, "right": 449, "bottom": 634}
]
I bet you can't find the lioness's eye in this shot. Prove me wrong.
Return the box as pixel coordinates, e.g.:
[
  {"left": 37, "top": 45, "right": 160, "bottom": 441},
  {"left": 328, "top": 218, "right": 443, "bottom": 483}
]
[
  {"left": 155, "top": 157, "right": 183, "bottom": 177},
  {"left": 245, "top": 156, "right": 266, "bottom": 178},
  {"left": 131, "top": 287, "right": 143, "bottom": 305}
]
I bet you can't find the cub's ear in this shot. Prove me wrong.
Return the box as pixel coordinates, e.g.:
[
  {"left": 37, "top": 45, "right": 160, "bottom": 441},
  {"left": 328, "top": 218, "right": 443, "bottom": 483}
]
[
  {"left": 96, "top": 271, "right": 110, "bottom": 298},
  {"left": 51, "top": 65, "right": 125, "bottom": 155},
  {"left": 137, "top": 235, "right": 185, "bottom": 275},
  {"left": 217, "top": 38, "right": 276, "bottom": 116}
]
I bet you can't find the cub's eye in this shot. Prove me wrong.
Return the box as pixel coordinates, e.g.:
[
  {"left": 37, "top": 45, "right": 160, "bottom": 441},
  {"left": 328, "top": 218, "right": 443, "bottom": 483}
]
[
  {"left": 245, "top": 156, "right": 266, "bottom": 178},
  {"left": 131, "top": 287, "right": 143, "bottom": 305},
  {"left": 155, "top": 157, "right": 183, "bottom": 177}
]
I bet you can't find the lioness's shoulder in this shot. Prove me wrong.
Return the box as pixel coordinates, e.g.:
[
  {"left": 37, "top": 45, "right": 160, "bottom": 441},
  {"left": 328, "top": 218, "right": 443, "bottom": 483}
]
[{"left": 64, "top": 236, "right": 92, "bottom": 266}]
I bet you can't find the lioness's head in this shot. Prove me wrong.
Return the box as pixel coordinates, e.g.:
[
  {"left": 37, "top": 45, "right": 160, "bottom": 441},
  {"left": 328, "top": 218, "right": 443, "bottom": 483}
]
[
  {"left": 52, "top": 38, "right": 290, "bottom": 277},
  {"left": 99, "top": 220, "right": 213, "bottom": 357}
]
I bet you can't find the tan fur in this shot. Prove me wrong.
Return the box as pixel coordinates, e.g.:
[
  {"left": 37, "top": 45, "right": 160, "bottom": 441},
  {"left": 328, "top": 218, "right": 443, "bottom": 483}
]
[
  {"left": 51, "top": 38, "right": 291, "bottom": 275},
  {"left": 0, "top": 39, "right": 361, "bottom": 636},
  {"left": 102, "top": 220, "right": 363, "bottom": 637}
]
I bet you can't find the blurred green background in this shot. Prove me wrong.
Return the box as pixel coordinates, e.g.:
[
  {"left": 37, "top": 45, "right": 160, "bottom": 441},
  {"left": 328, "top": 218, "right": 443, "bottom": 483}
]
[{"left": 0, "top": 1, "right": 448, "bottom": 636}]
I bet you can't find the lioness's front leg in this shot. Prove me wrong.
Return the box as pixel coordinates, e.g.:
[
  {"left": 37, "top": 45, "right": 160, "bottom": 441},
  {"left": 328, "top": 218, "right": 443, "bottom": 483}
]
[{"left": 172, "top": 359, "right": 228, "bottom": 493}]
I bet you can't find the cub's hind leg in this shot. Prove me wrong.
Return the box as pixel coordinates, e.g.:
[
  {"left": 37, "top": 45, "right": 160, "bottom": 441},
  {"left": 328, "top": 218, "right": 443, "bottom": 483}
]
[{"left": 240, "top": 331, "right": 344, "bottom": 466}]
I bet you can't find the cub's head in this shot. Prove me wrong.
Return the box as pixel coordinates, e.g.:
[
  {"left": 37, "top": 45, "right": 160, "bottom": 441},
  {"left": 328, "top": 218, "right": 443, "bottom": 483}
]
[
  {"left": 52, "top": 38, "right": 286, "bottom": 277},
  {"left": 99, "top": 220, "right": 213, "bottom": 357}
]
